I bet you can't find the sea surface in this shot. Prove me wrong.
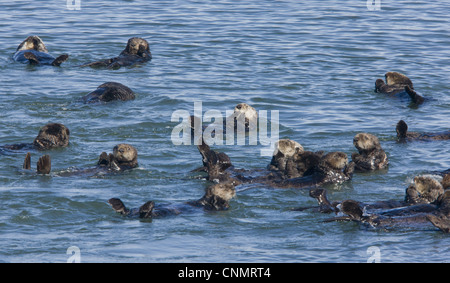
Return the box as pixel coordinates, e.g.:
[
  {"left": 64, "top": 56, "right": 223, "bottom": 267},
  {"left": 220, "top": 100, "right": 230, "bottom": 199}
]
[{"left": 0, "top": 0, "right": 449, "bottom": 263}]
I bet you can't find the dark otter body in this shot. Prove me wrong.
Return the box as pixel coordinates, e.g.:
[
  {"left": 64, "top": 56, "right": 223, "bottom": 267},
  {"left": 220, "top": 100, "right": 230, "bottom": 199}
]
[
  {"left": 374, "top": 72, "right": 425, "bottom": 105},
  {"left": 351, "top": 133, "right": 388, "bottom": 172},
  {"left": 13, "top": 36, "right": 69, "bottom": 66},
  {"left": 108, "top": 183, "right": 236, "bottom": 219},
  {"left": 396, "top": 120, "right": 450, "bottom": 141},
  {"left": 81, "top": 82, "right": 135, "bottom": 103},
  {"left": 80, "top": 37, "right": 151, "bottom": 69},
  {"left": 0, "top": 123, "right": 70, "bottom": 153},
  {"left": 23, "top": 144, "right": 138, "bottom": 176}
]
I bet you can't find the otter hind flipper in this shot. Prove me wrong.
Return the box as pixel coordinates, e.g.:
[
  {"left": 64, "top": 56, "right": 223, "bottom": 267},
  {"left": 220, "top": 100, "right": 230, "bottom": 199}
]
[
  {"left": 51, "top": 54, "right": 69, "bottom": 66},
  {"left": 427, "top": 214, "right": 450, "bottom": 233},
  {"left": 138, "top": 201, "right": 155, "bottom": 218},
  {"left": 23, "top": 52, "right": 40, "bottom": 65},
  {"left": 405, "top": 85, "right": 425, "bottom": 105},
  {"left": 36, "top": 155, "right": 51, "bottom": 174},
  {"left": 108, "top": 198, "right": 130, "bottom": 216},
  {"left": 23, "top": 152, "right": 31, "bottom": 170}
]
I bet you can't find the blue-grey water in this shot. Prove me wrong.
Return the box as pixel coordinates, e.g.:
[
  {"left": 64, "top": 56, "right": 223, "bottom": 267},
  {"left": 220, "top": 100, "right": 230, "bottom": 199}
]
[{"left": 0, "top": 0, "right": 449, "bottom": 263}]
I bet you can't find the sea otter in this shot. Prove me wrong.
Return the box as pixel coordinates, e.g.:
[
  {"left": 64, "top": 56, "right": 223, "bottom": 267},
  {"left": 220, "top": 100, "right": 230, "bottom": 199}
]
[
  {"left": 325, "top": 190, "right": 450, "bottom": 232},
  {"left": 374, "top": 72, "right": 425, "bottom": 104},
  {"left": 0, "top": 123, "right": 70, "bottom": 152},
  {"left": 396, "top": 120, "right": 450, "bottom": 141},
  {"left": 81, "top": 82, "right": 135, "bottom": 103},
  {"left": 80, "top": 37, "right": 151, "bottom": 69},
  {"left": 351, "top": 133, "right": 388, "bottom": 171},
  {"left": 271, "top": 151, "right": 355, "bottom": 189},
  {"left": 23, "top": 143, "right": 138, "bottom": 176},
  {"left": 13, "top": 36, "right": 69, "bottom": 66},
  {"left": 302, "top": 175, "right": 445, "bottom": 214},
  {"left": 301, "top": 175, "right": 449, "bottom": 232},
  {"left": 267, "top": 139, "right": 336, "bottom": 181},
  {"left": 196, "top": 138, "right": 355, "bottom": 189},
  {"left": 108, "top": 182, "right": 236, "bottom": 219}
]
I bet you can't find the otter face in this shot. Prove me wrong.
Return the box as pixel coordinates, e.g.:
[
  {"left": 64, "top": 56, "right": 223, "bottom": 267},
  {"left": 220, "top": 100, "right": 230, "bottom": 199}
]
[
  {"left": 113, "top": 144, "right": 138, "bottom": 164},
  {"left": 385, "top": 72, "right": 413, "bottom": 88},
  {"left": 322, "top": 152, "right": 348, "bottom": 170},
  {"left": 353, "top": 133, "right": 380, "bottom": 153},
  {"left": 207, "top": 183, "right": 236, "bottom": 202},
  {"left": 414, "top": 176, "right": 444, "bottom": 194},
  {"left": 233, "top": 103, "right": 258, "bottom": 130},
  {"left": 123, "top": 37, "right": 151, "bottom": 57},
  {"left": 273, "top": 139, "right": 304, "bottom": 158},
  {"left": 413, "top": 176, "right": 444, "bottom": 203},
  {"left": 16, "top": 36, "right": 48, "bottom": 52},
  {"left": 33, "top": 123, "right": 70, "bottom": 150}
]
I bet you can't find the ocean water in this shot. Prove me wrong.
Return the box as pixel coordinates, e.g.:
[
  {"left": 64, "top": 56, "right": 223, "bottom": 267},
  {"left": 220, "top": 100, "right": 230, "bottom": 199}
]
[{"left": 0, "top": 0, "right": 449, "bottom": 263}]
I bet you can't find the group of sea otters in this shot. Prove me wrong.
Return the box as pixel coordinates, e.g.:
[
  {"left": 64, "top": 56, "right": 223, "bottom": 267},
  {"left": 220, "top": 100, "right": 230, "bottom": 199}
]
[{"left": 3, "top": 35, "right": 450, "bottom": 233}]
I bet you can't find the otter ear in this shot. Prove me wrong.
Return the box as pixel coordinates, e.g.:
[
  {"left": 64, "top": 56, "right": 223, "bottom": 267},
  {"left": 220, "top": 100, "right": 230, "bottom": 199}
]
[
  {"left": 139, "top": 201, "right": 154, "bottom": 218},
  {"left": 37, "top": 155, "right": 51, "bottom": 174}
]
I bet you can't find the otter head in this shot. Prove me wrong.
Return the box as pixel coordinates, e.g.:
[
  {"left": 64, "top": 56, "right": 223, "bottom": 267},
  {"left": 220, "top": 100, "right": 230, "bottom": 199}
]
[
  {"left": 202, "top": 183, "right": 236, "bottom": 210},
  {"left": 396, "top": 120, "right": 408, "bottom": 140},
  {"left": 321, "top": 151, "right": 348, "bottom": 170},
  {"left": 273, "top": 139, "right": 304, "bottom": 158},
  {"left": 33, "top": 123, "right": 70, "bottom": 150},
  {"left": 113, "top": 144, "right": 138, "bottom": 167},
  {"left": 270, "top": 139, "right": 304, "bottom": 172},
  {"left": 413, "top": 176, "right": 444, "bottom": 204},
  {"left": 233, "top": 103, "right": 258, "bottom": 128},
  {"left": 16, "top": 36, "right": 48, "bottom": 52},
  {"left": 121, "top": 37, "right": 151, "bottom": 58},
  {"left": 385, "top": 72, "right": 413, "bottom": 88},
  {"left": 353, "top": 133, "right": 381, "bottom": 154}
]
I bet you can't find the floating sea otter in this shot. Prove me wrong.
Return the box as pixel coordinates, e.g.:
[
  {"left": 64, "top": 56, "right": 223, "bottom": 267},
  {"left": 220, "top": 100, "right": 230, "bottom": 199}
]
[
  {"left": 13, "top": 36, "right": 69, "bottom": 66},
  {"left": 108, "top": 182, "right": 236, "bottom": 219},
  {"left": 81, "top": 82, "right": 135, "bottom": 103},
  {"left": 351, "top": 133, "right": 388, "bottom": 172},
  {"left": 23, "top": 143, "right": 138, "bottom": 176},
  {"left": 374, "top": 72, "right": 425, "bottom": 104},
  {"left": 396, "top": 120, "right": 450, "bottom": 141},
  {"left": 298, "top": 175, "right": 449, "bottom": 233},
  {"left": 0, "top": 123, "right": 70, "bottom": 152},
  {"left": 80, "top": 37, "right": 151, "bottom": 69}
]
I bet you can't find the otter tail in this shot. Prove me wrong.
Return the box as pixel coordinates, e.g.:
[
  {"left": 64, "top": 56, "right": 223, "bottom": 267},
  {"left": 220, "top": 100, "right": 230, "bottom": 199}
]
[{"left": 51, "top": 54, "right": 69, "bottom": 66}]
